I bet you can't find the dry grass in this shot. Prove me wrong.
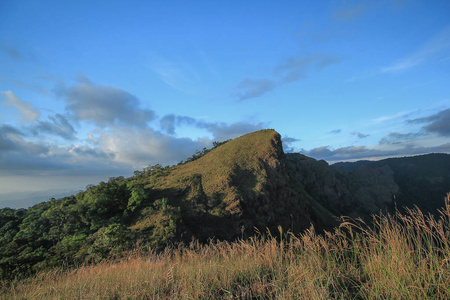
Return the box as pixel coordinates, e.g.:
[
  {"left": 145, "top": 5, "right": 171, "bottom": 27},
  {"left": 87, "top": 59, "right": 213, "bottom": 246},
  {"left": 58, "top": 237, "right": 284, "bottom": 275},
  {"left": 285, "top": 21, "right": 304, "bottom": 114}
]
[
  {"left": 146, "top": 129, "right": 281, "bottom": 207},
  {"left": 2, "top": 194, "right": 450, "bottom": 299}
]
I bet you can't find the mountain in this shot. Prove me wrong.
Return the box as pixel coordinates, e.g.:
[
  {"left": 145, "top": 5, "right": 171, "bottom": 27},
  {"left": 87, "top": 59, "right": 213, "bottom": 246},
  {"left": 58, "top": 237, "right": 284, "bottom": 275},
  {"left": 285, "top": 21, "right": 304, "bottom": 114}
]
[
  {"left": 133, "top": 129, "right": 337, "bottom": 242},
  {"left": 1, "top": 129, "right": 449, "bottom": 280},
  {"left": 333, "top": 153, "right": 450, "bottom": 215},
  {"left": 287, "top": 153, "right": 399, "bottom": 219},
  {"left": 287, "top": 152, "right": 450, "bottom": 220}
]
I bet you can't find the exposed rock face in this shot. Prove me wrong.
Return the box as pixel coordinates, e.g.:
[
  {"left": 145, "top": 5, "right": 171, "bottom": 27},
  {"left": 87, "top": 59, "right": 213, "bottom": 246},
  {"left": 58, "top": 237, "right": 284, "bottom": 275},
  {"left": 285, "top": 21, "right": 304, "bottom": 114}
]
[
  {"left": 285, "top": 153, "right": 400, "bottom": 220},
  {"left": 286, "top": 153, "right": 353, "bottom": 214},
  {"left": 146, "top": 130, "right": 337, "bottom": 240},
  {"left": 347, "top": 153, "right": 450, "bottom": 214},
  {"left": 3, "top": 129, "right": 449, "bottom": 281},
  {"left": 143, "top": 130, "right": 450, "bottom": 241}
]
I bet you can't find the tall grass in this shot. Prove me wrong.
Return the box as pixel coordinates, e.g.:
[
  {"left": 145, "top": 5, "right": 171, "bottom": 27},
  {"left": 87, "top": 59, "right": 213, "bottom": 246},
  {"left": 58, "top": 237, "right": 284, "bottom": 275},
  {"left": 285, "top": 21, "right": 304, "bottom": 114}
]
[{"left": 2, "top": 194, "right": 450, "bottom": 299}]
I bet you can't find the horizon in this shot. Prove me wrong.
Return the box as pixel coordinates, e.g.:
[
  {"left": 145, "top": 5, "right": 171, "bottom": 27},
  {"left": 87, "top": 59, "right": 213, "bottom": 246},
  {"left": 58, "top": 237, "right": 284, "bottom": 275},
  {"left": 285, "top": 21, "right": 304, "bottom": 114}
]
[{"left": 1, "top": 0, "right": 450, "bottom": 202}]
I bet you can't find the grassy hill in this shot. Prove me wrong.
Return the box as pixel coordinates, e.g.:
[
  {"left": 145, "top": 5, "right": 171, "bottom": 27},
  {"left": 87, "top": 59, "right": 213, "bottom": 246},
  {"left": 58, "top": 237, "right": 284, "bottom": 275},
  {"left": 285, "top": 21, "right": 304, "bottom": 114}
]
[
  {"left": 0, "top": 129, "right": 336, "bottom": 281},
  {"left": 1, "top": 128, "right": 449, "bottom": 286},
  {"left": 3, "top": 195, "right": 450, "bottom": 299},
  {"left": 133, "top": 129, "right": 335, "bottom": 242}
]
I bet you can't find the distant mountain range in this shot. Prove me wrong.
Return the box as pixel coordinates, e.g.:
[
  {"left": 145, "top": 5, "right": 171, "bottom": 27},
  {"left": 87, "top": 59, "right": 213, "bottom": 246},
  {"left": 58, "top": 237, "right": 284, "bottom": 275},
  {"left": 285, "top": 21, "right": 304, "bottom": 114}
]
[{"left": 1, "top": 129, "right": 449, "bottom": 279}]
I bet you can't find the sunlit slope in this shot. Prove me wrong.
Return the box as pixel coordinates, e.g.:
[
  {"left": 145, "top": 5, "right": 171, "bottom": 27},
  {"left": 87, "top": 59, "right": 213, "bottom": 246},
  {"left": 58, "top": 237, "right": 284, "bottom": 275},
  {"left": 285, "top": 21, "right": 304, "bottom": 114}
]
[
  {"left": 138, "top": 129, "right": 335, "bottom": 240},
  {"left": 153, "top": 129, "right": 282, "bottom": 210},
  {"left": 2, "top": 129, "right": 449, "bottom": 282}
]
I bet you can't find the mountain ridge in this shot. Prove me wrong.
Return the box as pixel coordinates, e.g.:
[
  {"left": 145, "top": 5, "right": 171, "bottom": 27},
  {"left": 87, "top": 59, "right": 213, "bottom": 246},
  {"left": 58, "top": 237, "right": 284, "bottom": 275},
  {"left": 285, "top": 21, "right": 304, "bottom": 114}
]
[
  {"left": 1, "top": 129, "right": 450, "bottom": 280},
  {"left": 133, "top": 129, "right": 336, "bottom": 241}
]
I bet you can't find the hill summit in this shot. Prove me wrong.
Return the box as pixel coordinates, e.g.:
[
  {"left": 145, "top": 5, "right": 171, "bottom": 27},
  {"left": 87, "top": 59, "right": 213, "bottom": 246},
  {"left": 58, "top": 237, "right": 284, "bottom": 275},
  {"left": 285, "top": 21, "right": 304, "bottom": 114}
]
[
  {"left": 1, "top": 129, "right": 450, "bottom": 280},
  {"left": 136, "top": 129, "right": 335, "bottom": 241}
]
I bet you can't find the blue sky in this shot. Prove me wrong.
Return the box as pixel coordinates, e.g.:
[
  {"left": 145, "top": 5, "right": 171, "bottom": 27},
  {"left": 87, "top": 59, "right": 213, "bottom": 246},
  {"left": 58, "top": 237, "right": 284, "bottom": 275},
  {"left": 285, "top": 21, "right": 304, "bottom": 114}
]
[{"left": 1, "top": 0, "right": 450, "bottom": 203}]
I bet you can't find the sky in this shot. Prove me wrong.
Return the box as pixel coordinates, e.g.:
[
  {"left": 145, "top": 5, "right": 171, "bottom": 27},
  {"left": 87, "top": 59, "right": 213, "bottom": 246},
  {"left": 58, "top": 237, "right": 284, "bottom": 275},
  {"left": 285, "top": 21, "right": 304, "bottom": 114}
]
[{"left": 1, "top": 0, "right": 450, "bottom": 204}]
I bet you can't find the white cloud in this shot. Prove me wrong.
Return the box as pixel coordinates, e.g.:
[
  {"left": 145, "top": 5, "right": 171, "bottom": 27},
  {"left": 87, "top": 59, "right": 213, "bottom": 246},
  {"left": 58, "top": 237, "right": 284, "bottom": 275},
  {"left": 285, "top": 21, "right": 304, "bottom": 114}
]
[
  {"left": 97, "top": 126, "right": 211, "bottom": 167},
  {"left": 198, "top": 121, "right": 266, "bottom": 141},
  {"left": 60, "top": 80, "right": 155, "bottom": 127},
  {"left": 1, "top": 90, "right": 40, "bottom": 123},
  {"left": 96, "top": 119, "right": 266, "bottom": 167},
  {"left": 373, "top": 110, "right": 413, "bottom": 123}
]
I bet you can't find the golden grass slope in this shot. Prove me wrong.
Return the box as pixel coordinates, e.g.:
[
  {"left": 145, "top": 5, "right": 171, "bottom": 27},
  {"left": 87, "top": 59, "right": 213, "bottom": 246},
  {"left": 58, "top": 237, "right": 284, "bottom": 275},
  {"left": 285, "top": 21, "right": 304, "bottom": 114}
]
[
  {"left": 4, "top": 194, "right": 450, "bottom": 299},
  {"left": 131, "top": 129, "right": 335, "bottom": 240},
  {"left": 148, "top": 129, "right": 283, "bottom": 213}
]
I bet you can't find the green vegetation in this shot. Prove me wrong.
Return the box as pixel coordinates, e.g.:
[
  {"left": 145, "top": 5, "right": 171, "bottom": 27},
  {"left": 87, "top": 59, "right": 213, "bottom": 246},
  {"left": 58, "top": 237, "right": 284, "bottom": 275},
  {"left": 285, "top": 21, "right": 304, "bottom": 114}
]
[
  {"left": 0, "top": 168, "right": 186, "bottom": 281},
  {"left": 370, "top": 153, "right": 450, "bottom": 213},
  {"left": 180, "top": 139, "right": 231, "bottom": 164},
  {"left": 2, "top": 129, "right": 317, "bottom": 281},
  {"left": 2, "top": 194, "right": 450, "bottom": 299},
  {"left": 1, "top": 128, "right": 450, "bottom": 298}
]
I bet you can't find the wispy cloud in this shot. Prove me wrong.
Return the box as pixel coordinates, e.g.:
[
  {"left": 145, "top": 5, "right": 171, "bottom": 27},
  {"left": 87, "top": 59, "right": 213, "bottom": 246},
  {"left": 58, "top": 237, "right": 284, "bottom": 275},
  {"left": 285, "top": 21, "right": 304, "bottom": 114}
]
[
  {"left": 233, "top": 79, "right": 277, "bottom": 101},
  {"left": 1, "top": 91, "right": 40, "bottom": 123},
  {"left": 233, "top": 53, "right": 342, "bottom": 101},
  {"left": 0, "top": 75, "right": 51, "bottom": 95},
  {"left": 152, "top": 59, "right": 194, "bottom": 92},
  {"left": 382, "top": 25, "right": 450, "bottom": 72},
  {"left": 351, "top": 131, "right": 369, "bottom": 139},
  {"left": 329, "top": 129, "right": 342, "bottom": 134},
  {"left": 373, "top": 110, "right": 413, "bottom": 123},
  {"left": 274, "top": 54, "right": 341, "bottom": 83},
  {"left": 148, "top": 52, "right": 209, "bottom": 95},
  {"left": 332, "top": 2, "right": 368, "bottom": 23},
  {"left": 0, "top": 43, "right": 36, "bottom": 62}
]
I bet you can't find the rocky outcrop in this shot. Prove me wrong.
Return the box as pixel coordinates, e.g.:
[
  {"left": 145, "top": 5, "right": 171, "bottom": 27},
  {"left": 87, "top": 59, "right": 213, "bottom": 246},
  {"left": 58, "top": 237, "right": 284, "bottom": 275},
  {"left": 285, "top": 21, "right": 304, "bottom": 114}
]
[
  {"left": 146, "top": 130, "right": 338, "bottom": 240},
  {"left": 285, "top": 153, "right": 399, "bottom": 220},
  {"left": 143, "top": 130, "right": 450, "bottom": 242}
]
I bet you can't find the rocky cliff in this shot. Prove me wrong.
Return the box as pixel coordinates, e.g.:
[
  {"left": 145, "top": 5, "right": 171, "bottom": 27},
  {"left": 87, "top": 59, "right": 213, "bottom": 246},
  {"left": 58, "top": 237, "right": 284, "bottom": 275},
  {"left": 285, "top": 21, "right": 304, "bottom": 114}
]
[{"left": 142, "top": 129, "right": 336, "bottom": 240}]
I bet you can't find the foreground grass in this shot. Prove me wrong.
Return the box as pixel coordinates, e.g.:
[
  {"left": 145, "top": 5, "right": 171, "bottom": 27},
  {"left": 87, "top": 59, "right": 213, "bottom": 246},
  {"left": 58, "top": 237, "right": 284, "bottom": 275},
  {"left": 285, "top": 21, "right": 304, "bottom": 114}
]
[{"left": 2, "top": 195, "right": 450, "bottom": 299}]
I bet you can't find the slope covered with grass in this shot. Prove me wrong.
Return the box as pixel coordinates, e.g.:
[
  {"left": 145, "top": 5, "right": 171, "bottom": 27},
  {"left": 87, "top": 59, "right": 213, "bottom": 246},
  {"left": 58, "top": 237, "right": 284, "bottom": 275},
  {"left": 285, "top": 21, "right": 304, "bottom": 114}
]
[
  {"left": 0, "top": 129, "right": 335, "bottom": 281},
  {"left": 3, "top": 128, "right": 448, "bottom": 285},
  {"left": 138, "top": 129, "right": 332, "bottom": 241},
  {"left": 3, "top": 194, "right": 450, "bottom": 299}
]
